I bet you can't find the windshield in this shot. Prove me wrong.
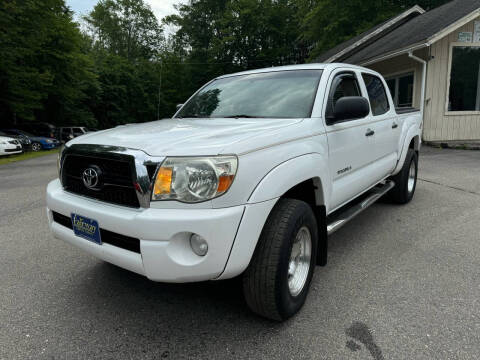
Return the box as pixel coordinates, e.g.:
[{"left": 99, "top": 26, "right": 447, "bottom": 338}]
[{"left": 176, "top": 70, "right": 323, "bottom": 119}]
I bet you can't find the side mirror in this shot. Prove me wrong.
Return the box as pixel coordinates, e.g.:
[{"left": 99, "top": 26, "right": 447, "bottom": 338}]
[
  {"left": 331, "top": 96, "right": 370, "bottom": 123},
  {"left": 176, "top": 104, "right": 184, "bottom": 111}
]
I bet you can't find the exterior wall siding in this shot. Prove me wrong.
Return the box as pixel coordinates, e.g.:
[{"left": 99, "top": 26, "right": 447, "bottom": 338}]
[{"left": 424, "top": 17, "right": 480, "bottom": 141}]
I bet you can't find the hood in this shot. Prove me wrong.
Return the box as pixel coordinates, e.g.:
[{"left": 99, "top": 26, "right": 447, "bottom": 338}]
[
  {"left": 67, "top": 118, "right": 303, "bottom": 156},
  {"left": 0, "top": 136, "right": 16, "bottom": 142}
]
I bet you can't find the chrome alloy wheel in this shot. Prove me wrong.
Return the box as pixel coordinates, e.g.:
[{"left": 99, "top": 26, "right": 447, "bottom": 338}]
[
  {"left": 32, "top": 143, "right": 42, "bottom": 152},
  {"left": 288, "top": 226, "right": 312, "bottom": 297},
  {"left": 407, "top": 159, "right": 416, "bottom": 194}
]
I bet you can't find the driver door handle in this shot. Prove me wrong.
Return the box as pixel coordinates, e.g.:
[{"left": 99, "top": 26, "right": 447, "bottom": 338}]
[
  {"left": 365, "top": 129, "right": 375, "bottom": 137},
  {"left": 392, "top": 122, "right": 398, "bottom": 129}
]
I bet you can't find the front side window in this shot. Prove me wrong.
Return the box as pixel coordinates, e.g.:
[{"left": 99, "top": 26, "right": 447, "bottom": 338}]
[
  {"left": 448, "top": 46, "right": 480, "bottom": 111},
  {"left": 176, "top": 70, "right": 323, "bottom": 119},
  {"left": 326, "top": 73, "right": 361, "bottom": 119},
  {"left": 362, "top": 74, "right": 390, "bottom": 116}
]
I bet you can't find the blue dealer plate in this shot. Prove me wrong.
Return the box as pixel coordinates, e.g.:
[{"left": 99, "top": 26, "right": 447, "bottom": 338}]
[{"left": 71, "top": 213, "right": 102, "bottom": 245}]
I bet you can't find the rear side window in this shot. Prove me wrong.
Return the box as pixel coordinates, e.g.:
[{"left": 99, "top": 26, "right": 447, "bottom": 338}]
[
  {"left": 326, "top": 72, "right": 361, "bottom": 119},
  {"left": 362, "top": 74, "right": 390, "bottom": 116}
]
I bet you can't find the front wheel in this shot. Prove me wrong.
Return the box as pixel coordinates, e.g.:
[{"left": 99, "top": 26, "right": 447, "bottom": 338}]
[
  {"left": 243, "top": 199, "right": 318, "bottom": 321},
  {"left": 389, "top": 148, "right": 418, "bottom": 204}
]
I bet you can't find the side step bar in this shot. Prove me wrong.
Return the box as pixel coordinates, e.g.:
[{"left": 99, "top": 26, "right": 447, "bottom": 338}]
[{"left": 326, "top": 180, "right": 395, "bottom": 235}]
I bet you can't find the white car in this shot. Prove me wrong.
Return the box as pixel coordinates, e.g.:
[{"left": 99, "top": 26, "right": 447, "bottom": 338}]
[
  {"left": 47, "top": 63, "right": 422, "bottom": 320},
  {"left": 0, "top": 136, "right": 22, "bottom": 156}
]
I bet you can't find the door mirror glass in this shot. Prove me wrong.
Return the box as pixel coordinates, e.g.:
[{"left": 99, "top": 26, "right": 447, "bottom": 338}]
[{"left": 332, "top": 96, "right": 370, "bottom": 122}]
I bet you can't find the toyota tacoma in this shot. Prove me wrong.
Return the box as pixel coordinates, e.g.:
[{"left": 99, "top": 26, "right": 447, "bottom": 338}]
[{"left": 47, "top": 64, "right": 422, "bottom": 321}]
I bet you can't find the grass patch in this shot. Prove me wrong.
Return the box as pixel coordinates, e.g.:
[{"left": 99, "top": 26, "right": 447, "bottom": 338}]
[{"left": 0, "top": 148, "right": 59, "bottom": 165}]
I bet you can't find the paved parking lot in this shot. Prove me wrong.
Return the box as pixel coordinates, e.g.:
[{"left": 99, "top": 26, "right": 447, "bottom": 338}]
[{"left": 1, "top": 147, "right": 479, "bottom": 359}]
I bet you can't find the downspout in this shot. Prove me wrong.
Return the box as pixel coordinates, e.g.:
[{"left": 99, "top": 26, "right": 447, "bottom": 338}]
[{"left": 408, "top": 50, "right": 427, "bottom": 122}]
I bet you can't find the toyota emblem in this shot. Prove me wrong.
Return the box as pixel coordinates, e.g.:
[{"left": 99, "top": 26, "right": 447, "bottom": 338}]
[{"left": 82, "top": 167, "right": 100, "bottom": 189}]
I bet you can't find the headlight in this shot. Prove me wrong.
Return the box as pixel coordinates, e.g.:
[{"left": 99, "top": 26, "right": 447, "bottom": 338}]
[
  {"left": 57, "top": 145, "right": 65, "bottom": 177},
  {"left": 46, "top": 139, "right": 53, "bottom": 143},
  {"left": 152, "top": 156, "right": 238, "bottom": 203}
]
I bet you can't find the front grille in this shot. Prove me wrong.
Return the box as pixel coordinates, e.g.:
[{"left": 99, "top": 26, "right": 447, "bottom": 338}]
[
  {"left": 62, "top": 154, "right": 140, "bottom": 208},
  {"left": 52, "top": 212, "right": 140, "bottom": 253}
]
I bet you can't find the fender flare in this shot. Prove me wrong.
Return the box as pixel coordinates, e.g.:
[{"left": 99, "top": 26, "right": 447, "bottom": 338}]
[
  {"left": 247, "top": 153, "right": 330, "bottom": 207},
  {"left": 393, "top": 126, "right": 421, "bottom": 175}
]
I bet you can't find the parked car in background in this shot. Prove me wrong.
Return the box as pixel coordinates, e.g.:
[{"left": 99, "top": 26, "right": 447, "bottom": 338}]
[
  {"left": 1, "top": 129, "right": 59, "bottom": 152},
  {"left": 18, "top": 122, "right": 56, "bottom": 139},
  {"left": 0, "top": 130, "right": 31, "bottom": 150},
  {"left": 0, "top": 136, "right": 22, "bottom": 156},
  {"left": 56, "top": 127, "right": 91, "bottom": 143}
]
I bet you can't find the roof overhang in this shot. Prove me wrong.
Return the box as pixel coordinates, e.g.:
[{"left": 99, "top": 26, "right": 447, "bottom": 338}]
[
  {"left": 359, "top": 7, "right": 480, "bottom": 66},
  {"left": 325, "top": 5, "right": 426, "bottom": 63}
]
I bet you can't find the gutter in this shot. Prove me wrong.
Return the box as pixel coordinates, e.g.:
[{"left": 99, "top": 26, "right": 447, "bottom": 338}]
[{"left": 408, "top": 51, "right": 427, "bottom": 120}]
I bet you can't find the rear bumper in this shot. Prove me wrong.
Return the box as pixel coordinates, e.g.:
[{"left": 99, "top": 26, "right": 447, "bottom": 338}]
[{"left": 46, "top": 179, "right": 275, "bottom": 282}]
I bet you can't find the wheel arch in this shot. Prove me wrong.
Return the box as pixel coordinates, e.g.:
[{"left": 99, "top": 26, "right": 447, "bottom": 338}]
[
  {"left": 247, "top": 153, "right": 329, "bottom": 208},
  {"left": 393, "top": 129, "right": 421, "bottom": 175}
]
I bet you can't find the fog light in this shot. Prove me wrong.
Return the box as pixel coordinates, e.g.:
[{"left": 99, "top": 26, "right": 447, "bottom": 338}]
[{"left": 190, "top": 234, "right": 208, "bottom": 256}]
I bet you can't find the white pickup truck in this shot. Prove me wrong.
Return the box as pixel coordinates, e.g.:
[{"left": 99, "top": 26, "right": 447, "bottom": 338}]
[{"left": 47, "top": 63, "right": 422, "bottom": 321}]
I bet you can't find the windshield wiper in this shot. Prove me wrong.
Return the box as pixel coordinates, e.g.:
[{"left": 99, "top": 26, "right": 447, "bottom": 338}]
[
  {"left": 223, "top": 115, "right": 263, "bottom": 118},
  {"left": 176, "top": 115, "right": 207, "bottom": 119}
]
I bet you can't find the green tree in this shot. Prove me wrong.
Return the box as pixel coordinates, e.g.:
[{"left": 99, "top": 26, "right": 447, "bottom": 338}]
[
  {"left": 84, "top": 0, "right": 164, "bottom": 61},
  {"left": 0, "top": 0, "right": 98, "bottom": 125}
]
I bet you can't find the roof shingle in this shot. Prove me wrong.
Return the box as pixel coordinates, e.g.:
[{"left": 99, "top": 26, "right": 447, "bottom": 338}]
[{"left": 316, "top": 0, "right": 480, "bottom": 65}]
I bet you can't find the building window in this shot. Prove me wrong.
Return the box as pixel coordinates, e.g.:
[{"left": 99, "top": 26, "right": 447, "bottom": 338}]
[
  {"left": 448, "top": 46, "right": 480, "bottom": 112},
  {"left": 386, "top": 72, "right": 414, "bottom": 108},
  {"left": 362, "top": 73, "right": 390, "bottom": 116}
]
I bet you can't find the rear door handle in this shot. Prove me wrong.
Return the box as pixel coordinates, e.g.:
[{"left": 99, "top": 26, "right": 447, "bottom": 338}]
[
  {"left": 365, "top": 129, "right": 375, "bottom": 137},
  {"left": 392, "top": 123, "right": 398, "bottom": 129}
]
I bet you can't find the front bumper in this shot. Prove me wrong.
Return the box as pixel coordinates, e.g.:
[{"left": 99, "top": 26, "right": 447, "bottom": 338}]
[
  {"left": 42, "top": 142, "right": 57, "bottom": 150},
  {"left": 46, "top": 179, "right": 274, "bottom": 282},
  {"left": 0, "top": 145, "right": 22, "bottom": 155}
]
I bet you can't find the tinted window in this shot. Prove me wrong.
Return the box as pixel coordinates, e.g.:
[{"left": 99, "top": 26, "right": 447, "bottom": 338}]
[
  {"left": 177, "top": 70, "right": 323, "bottom": 119},
  {"left": 326, "top": 73, "right": 361, "bottom": 119},
  {"left": 362, "top": 74, "right": 390, "bottom": 116},
  {"left": 448, "top": 46, "right": 480, "bottom": 111}
]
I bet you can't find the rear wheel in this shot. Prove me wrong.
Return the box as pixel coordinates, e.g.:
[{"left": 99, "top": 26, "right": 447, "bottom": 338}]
[
  {"left": 31, "top": 142, "right": 42, "bottom": 152},
  {"left": 389, "top": 148, "right": 418, "bottom": 204},
  {"left": 243, "top": 199, "right": 318, "bottom": 321}
]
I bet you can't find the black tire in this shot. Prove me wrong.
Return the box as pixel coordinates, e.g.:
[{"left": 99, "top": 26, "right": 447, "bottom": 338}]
[
  {"left": 389, "top": 148, "right": 418, "bottom": 204},
  {"left": 242, "top": 198, "right": 318, "bottom": 321},
  {"left": 31, "top": 142, "right": 42, "bottom": 152}
]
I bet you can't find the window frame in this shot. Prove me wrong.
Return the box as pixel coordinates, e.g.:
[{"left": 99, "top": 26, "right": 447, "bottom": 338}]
[
  {"left": 384, "top": 70, "right": 416, "bottom": 108},
  {"left": 445, "top": 42, "right": 480, "bottom": 116},
  {"left": 361, "top": 73, "right": 391, "bottom": 116},
  {"left": 325, "top": 71, "right": 363, "bottom": 124}
]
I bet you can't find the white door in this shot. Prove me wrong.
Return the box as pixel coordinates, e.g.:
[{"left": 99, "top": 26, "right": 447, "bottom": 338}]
[
  {"left": 324, "top": 70, "right": 376, "bottom": 212},
  {"left": 360, "top": 73, "right": 399, "bottom": 176}
]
